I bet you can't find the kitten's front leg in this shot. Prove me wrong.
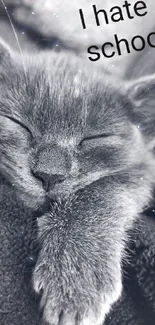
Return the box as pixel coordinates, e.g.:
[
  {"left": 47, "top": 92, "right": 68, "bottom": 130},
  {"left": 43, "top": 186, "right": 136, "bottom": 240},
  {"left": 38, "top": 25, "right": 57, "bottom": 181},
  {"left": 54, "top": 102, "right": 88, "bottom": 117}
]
[{"left": 33, "top": 211, "right": 123, "bottom": 325}]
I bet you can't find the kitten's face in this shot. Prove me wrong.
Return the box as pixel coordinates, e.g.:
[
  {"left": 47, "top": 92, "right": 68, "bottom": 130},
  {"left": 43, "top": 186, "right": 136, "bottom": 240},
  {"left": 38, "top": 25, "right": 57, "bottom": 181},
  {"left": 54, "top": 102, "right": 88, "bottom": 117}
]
[{"left": 0, "top": 49, "right": 153, "bottom": 212}]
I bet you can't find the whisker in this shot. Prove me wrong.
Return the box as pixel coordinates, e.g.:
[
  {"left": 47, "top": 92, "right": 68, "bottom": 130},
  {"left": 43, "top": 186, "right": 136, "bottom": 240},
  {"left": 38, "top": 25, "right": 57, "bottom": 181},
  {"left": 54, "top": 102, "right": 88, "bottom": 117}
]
[{"left": 0, "top": 0, "right": 28, "bottom": 80}]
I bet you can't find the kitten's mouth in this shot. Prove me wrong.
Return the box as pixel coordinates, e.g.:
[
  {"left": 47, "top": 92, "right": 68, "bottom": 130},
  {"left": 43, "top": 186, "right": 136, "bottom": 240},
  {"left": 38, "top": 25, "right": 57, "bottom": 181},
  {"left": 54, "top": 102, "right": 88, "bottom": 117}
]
[
  {"left": 46, "top": 170, "right": 105, "bottom": 202},
  {"left": 45, "top": 167, "right": 131, "bottom": 204}
]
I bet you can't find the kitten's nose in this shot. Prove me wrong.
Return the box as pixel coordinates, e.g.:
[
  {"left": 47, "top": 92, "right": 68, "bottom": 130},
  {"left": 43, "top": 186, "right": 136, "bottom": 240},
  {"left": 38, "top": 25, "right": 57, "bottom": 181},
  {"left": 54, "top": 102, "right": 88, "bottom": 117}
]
[{"left": 34, "top": 171, "right": 65, "bottom": 192}]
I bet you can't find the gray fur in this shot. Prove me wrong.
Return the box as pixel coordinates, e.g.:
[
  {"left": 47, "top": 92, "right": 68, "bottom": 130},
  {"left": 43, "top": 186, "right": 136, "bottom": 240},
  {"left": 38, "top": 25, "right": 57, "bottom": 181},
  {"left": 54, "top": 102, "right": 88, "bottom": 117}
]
[{"left": 0, "top": 40, "right": 155, "bottom": 325}]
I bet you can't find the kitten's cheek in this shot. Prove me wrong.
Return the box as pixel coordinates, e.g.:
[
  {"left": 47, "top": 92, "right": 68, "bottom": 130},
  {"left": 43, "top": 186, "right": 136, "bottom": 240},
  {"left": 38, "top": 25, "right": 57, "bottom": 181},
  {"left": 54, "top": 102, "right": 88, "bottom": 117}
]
[{"left": 18, "top": 180, "right": 46, "bottom": 209}]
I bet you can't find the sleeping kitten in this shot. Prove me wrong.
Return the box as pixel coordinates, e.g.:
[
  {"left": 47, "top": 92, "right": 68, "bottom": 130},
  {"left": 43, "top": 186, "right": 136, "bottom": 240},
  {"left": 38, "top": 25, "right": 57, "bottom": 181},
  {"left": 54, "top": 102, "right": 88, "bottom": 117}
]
[{"left": 0, "top": 39, "right": 155, "bottom": 325}]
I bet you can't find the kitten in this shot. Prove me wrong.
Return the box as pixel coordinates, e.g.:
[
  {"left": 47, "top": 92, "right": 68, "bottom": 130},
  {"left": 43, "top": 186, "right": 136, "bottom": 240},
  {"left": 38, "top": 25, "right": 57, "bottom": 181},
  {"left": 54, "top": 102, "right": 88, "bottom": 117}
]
[{"left": 0, "top": 39, "right": 155, "bottom": 325}]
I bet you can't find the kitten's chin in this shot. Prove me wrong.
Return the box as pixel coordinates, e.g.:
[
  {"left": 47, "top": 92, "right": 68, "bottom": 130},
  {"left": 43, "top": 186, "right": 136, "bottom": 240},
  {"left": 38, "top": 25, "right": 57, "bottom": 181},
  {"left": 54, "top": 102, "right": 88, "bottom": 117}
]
[
  {"left": 47, "top": 177, "right": 89, "bottom": 203},
  {"left": 47, "top": 191, "right": 71, "bottom": 204},
  {"left": 48, "top": 182, "right": 80, "bottom": 203}
]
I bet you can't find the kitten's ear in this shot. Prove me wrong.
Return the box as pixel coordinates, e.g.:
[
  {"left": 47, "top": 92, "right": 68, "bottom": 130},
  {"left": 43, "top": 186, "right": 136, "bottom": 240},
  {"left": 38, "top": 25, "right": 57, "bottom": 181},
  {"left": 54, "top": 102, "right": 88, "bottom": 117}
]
[
  {"left": 125, "top": 75, "right": 155, "bottom": 141},
  {"left": 0, "top": 39, "right": 13, "bottom": 67}
]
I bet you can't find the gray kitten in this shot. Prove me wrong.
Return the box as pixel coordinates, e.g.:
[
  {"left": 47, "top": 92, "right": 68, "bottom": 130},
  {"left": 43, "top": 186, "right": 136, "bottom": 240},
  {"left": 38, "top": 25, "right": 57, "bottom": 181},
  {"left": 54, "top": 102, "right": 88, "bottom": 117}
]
[{"left": 0, "top": 39, "right": 155, "bottom": 325}]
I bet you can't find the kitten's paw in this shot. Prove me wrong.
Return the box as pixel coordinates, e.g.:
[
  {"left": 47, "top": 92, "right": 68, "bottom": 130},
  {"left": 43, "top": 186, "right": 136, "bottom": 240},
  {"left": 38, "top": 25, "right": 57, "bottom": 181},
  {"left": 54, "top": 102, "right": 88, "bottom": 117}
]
[
  {"left": 33, "top": 259, "right": 122, "bottom": 325},
  {"left": 43, "top": 289, "right": 120, "bottom": 325},
  {"left": 33, "top": 214, "right": 122, "bottom": 325}
]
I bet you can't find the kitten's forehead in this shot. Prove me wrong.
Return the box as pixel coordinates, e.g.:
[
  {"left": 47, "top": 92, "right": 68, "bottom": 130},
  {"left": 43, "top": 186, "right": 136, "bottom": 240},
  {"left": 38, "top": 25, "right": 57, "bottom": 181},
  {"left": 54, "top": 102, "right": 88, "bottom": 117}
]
[{"left": 0, "top": 52, "right": 131, "bottom": 138}]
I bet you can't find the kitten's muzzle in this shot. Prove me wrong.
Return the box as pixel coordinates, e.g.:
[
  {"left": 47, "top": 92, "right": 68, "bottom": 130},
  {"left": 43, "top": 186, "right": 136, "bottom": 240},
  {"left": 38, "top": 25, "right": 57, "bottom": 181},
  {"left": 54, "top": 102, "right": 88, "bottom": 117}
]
[{"left": 33, "top": 170, "right": 66, "bottom": 192}]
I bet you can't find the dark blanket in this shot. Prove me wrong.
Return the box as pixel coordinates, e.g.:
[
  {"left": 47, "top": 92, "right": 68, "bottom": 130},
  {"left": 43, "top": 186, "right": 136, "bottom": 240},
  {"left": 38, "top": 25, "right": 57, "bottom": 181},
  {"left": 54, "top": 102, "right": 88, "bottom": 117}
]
[
  {"left": 0, "top": 178, "right": 155, "bottom": 325},
  {"left": 0, "top": 179, "right": 40, "bottom": 325},
  {"left": 105, "top": 211, "right": 155, "bottom": 325}
]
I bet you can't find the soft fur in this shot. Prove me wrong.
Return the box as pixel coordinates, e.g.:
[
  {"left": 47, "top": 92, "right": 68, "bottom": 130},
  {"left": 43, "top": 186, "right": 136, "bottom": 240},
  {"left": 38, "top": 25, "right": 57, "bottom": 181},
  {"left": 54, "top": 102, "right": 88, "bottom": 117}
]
[{"left": 0, "top": 40, "right": 155, "bottom": 325}]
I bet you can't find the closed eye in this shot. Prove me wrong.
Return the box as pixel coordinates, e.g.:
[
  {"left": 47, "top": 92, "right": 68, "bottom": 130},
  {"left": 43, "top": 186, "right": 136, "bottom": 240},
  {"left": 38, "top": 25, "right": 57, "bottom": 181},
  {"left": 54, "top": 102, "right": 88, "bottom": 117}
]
[
  {"left": 79, "top": 133, "right": 112, "bottom": 146},
  {"left": 3, "top": 114, "right": 33, "bottom": 139}
]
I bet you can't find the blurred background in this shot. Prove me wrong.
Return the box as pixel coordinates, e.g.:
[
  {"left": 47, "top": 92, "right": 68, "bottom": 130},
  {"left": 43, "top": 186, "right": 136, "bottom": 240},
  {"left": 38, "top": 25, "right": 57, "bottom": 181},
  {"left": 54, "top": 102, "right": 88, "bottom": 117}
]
[{"left": 0, "top": 0, "right": 155, "bottom": 80}]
